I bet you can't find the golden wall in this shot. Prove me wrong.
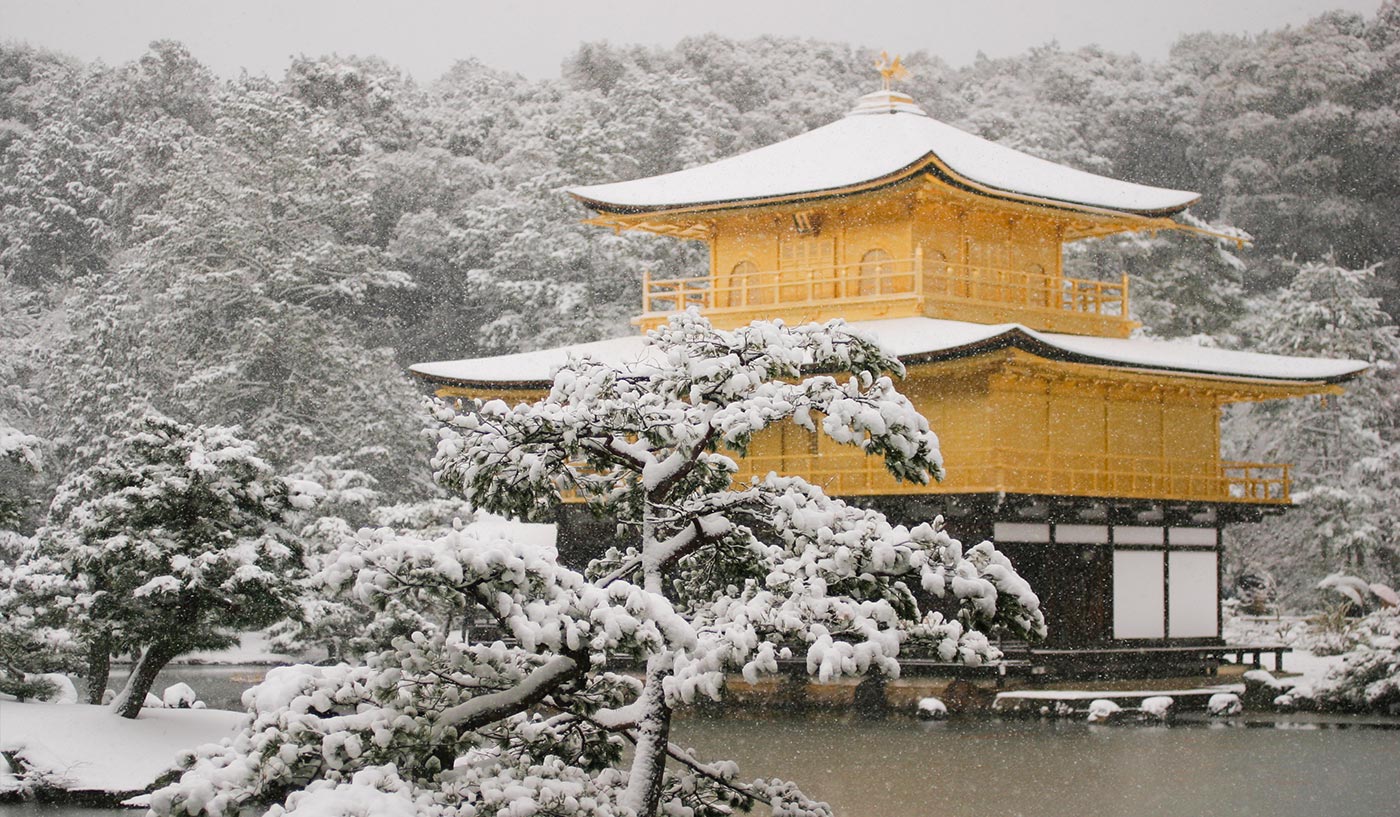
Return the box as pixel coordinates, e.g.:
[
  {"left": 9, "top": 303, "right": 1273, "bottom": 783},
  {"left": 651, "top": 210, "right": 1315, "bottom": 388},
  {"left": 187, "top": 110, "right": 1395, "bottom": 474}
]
[{"left": 733, "top": 355, "right": 1238, "bottom": 503}]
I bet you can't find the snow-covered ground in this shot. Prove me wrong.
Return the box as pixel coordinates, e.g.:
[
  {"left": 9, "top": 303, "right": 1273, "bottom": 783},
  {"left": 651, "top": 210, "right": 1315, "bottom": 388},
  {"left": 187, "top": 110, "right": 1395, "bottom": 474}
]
[
  {"left": 1222, "top": 611, "right": 1345, "bottom": 688},
  {"left": 0, "top": 700, "right": 243, "bottom": 796},
  {"left": 1271, "top": 648, "right": 1344, "bottom": 686}
]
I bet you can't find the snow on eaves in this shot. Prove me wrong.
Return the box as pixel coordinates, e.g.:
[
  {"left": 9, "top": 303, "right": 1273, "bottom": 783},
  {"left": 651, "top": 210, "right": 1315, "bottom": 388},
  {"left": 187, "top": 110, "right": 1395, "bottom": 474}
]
[
  {"left": 569, "top": 109, "right": 1199, "bottom": 216},
  {"left": 409, "top": 317, "right": 1370, "bottom": 389},
  {"left": 412, "top": 334, "right": 658, "bottom": 389}
]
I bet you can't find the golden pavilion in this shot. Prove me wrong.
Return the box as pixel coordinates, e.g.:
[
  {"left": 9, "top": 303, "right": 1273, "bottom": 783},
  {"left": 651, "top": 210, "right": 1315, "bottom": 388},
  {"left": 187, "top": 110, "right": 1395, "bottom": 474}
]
[{"left": 414, "top": 63, "right": 1367, "bottom": 666}]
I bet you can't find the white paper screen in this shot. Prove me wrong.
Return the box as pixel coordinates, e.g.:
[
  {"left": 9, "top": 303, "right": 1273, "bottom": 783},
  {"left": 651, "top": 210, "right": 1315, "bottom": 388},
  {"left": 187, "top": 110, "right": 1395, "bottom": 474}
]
[
  {"left": 993, "top": 522, "right": 1049, "bottom": 543},
  {"left": 1113, "top": 550, "right": 1165, "bottom": 639},
  {"left": 1168, "top": 551, "right": 1219, "bottom": 637}
]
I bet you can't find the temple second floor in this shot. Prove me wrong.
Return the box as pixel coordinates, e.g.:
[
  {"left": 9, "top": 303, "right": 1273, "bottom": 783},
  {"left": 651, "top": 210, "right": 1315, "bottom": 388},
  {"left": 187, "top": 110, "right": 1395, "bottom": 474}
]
[{"left": 570, "top": 88, "right": 1221, "bottom": 339}]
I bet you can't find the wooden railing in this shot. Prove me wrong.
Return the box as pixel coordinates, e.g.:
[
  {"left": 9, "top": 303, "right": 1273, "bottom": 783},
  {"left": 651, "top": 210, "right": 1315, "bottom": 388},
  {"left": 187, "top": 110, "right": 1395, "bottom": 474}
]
[
  {"left": 730, "top": 449, "right": 1292, "bottom": 505},
  {"left": 1221, "top": 462, "right": 1294, "bottom": 503},
  {"left": 639, "top": 253, "right": 1131, "bottom": 335},
  {"left": 924, "top": 265, "right": 1128, "bottom": 321},
  {"left": 642, "top": 258, "right": 922, "bottom": 314}
]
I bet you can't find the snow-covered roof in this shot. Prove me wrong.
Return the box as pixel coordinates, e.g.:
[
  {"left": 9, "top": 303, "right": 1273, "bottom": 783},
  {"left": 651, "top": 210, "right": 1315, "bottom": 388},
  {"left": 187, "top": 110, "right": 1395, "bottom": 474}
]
[
  {"left": 569, "top": 90, "right": 1199, "bottom": 217},
  {"left": 410, "top": 317, "right": 1369, "bottom": 389}
]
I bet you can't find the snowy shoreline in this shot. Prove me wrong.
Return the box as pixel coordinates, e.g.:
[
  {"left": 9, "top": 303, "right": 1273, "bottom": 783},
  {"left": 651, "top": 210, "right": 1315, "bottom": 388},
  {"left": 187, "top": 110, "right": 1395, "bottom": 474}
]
[{"left": 0, "top": 701, "right": 244, "bottom": 805}]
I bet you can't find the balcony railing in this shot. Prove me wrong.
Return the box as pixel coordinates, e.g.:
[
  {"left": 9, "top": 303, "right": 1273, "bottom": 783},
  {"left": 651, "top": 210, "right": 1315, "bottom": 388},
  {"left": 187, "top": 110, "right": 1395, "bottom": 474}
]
[
  {"left": 642, "top": 258, "right": 921, "bottom": 314},
  {"left": 639, "top": 254, "right": 1133, "bottom": 336},
  {"left": 729, "top": 449, "right": 1292, "bottom": 505}
]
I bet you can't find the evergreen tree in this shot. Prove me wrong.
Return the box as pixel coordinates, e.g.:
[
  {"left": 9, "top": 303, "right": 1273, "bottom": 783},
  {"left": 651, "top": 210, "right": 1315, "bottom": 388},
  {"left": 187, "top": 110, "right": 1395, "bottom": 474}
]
[
  {"left": 1224, "top": 260, "right": 1400, "bottom": 604},
  {"left": 41, "top": 75, "right": 428, "bottom": 492},
  {"left": 0, "top": 423, "right": 77, "bottom": 701},
  {"left": 42, "top": 414, "right": 314, "bottom": 717}
]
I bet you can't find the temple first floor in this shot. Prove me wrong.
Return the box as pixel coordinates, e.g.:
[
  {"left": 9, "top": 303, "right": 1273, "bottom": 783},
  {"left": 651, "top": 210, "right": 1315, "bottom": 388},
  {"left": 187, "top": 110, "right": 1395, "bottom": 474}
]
[{"left": 555, "top": 492, "right": 1281, "bottom": 665}]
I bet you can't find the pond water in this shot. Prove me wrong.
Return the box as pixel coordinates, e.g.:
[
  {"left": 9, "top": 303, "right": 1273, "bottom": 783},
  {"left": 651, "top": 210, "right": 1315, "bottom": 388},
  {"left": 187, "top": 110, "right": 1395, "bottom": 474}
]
[
  {"left": 135, "top": 664, "right": 270, "bottom": 712},
  {"left": 11, "top": 666, "right": 1400, "bottom": 817},
  {"left": 73, "top": 663, "right": 272, "bottom": 712},
  {"left": 673, "top": 711, "right": 1400, "bottom": 817}
]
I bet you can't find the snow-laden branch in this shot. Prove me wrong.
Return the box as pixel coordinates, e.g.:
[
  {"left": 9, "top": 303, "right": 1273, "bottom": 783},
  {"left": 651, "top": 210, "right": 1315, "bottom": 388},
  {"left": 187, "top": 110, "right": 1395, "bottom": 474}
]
[{"left": 432, "top": 652, "right": 583, "bottom": 738}]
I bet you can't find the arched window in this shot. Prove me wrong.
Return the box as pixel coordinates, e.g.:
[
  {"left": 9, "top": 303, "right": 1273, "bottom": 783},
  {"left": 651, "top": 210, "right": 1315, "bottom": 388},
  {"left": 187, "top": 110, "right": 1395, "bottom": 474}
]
[
  {"left": 731, "top": 260, "right": 772, "bottom": 306},
  {"left": 859, "top": 249, "right": 893, "bottom": 296}
]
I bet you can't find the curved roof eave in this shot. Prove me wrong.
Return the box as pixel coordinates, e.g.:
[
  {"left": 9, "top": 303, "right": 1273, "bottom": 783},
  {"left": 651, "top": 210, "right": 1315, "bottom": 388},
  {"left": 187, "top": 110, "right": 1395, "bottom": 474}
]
[
  {"left": 571, "top": 152, "right": 1200, "bottom": 221},
  {"left": 894, "top": 326, "right": 1368, "bottom": 386}
]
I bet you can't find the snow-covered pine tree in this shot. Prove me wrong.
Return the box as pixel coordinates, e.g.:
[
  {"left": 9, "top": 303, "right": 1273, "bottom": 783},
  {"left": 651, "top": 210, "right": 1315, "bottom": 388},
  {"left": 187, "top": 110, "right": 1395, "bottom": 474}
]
[
  {"left": 1225, "top": 260, "right": 1400, "bottom": 604},
  {"left": 41, "top": 414, "right": 317, "bottom": 717},
  {"left": 267, "top": 460, "right": 471, "bottom": 663},
  {"left": 0, "top": 422, "right": 43, "bottom": 530},
  {"left": 1065, "top": 214, "right": 1251, "bottom": 342},
  {"left": 150, "top": 312, "right": 1043, "bottom": 817},
  {"left": 0, "top": 535, "right": 79, "bottom": 702},
  {"left": 0, "top": 423, "right": 78, "bottom": 701}
]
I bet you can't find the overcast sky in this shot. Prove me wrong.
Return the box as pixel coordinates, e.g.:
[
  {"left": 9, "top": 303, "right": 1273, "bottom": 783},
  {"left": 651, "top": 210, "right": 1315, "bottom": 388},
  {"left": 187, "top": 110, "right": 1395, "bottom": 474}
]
[{"left": 0, "top": 0, "right": 1387, "bottom": 81}]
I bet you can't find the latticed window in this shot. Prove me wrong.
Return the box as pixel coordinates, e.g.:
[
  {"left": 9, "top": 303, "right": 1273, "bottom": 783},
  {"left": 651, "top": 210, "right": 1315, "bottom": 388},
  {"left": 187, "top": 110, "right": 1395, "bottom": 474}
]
[
  {"left": 776, "top": 235, "right": 836, "bottom": 304},
  {"left": 779, "top": 235, "right": 834, "bottom": 271}
]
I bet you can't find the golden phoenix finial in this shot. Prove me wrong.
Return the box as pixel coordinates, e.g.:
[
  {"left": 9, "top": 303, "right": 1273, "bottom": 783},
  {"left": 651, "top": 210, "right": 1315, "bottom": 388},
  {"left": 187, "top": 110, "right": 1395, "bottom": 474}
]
[{"left": 875, "top": 51, "right": 908, "bottom": 91}]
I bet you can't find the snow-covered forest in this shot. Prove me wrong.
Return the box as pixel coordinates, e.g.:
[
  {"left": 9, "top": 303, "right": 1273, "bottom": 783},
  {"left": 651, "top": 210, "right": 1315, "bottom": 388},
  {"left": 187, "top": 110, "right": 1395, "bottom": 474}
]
[{"left": 3, "top": 7, "right": 1400, "bottom": 607}]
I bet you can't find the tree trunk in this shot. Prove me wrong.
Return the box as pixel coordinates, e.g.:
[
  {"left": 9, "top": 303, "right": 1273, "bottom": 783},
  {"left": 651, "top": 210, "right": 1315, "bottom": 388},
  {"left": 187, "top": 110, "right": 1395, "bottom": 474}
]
[
  {"left": 109, "top": 641, "right": 179, "bottom": 719},
  {"left": 84, "top": 634, "right": 112, "bottom": 705},
  {"left": 622, "top": 656, "right": 673, "bottom": 817}
]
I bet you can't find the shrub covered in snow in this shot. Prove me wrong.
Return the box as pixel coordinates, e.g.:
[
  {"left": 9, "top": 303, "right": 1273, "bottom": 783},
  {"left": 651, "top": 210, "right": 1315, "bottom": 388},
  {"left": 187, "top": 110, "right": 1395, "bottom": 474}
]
[
  {"left": 162, "top": 682, "right": 200, "bottom": 709},
  {"left": 1287, "top": 608, "right": 1400, "bottom": 713},
  {"left": 149, "top": 313, "right": 1044, "bottom": 817},
  {"left": 0, "top": 427, "right": 81, "bottom": 701},
  {"left": 1318, "top": 573, "right": 1397, "bottom": 612},
  {"left": 1140, "top": 696, "right": 1174, "bottom": 721},
  {"left": 0, "top": 751, "right": 17, "bottom": 793},
  {"left": 916, "top": 697, "right": 948, "bottom": 720},
  {"left": 1241, "top": 669, "right": 1285, "bottom": 710},
  {"left": 25, "top": 672, "right": 77, "bottom": 704},
  {"left": 0, "top": 530, "right": 82, "bottom": 702},
  {"left": 40, "top": 415, "right": 313, "bottom": 717},
  {"left": 1299, "top": 577, "right": 1400, "bottom": 657}
]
